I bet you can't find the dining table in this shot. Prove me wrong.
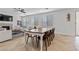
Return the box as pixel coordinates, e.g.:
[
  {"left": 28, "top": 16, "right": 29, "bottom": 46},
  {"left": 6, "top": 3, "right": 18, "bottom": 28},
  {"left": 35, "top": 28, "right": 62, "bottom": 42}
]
[{"left": 24, "top": 27, "right": 54, "bottom": 51}]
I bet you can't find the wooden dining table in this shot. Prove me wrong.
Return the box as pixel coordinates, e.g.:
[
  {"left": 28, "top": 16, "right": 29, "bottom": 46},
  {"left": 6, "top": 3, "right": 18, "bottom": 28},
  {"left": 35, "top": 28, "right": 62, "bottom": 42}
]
[{"left": 24, "top": 27, "right": 54, "bottom": 51}]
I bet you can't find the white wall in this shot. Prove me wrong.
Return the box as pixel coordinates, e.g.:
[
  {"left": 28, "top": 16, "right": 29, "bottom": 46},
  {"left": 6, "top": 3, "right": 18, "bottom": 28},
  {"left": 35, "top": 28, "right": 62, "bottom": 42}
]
[
  {"left": 0, "top": 8, "right": 75, "bottom": 36},
  {"left": 53, "top": 9, "right": 76, "bottom": 36},
  {"left": 24, "top": 9, "right": 76, "bottom": 36}
]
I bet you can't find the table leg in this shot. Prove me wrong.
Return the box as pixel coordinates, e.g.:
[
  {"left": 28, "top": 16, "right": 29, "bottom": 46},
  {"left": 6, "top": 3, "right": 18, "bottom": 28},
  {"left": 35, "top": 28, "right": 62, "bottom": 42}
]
[{"left": 40, "top": 36, "right": 43, "bottom": 51}]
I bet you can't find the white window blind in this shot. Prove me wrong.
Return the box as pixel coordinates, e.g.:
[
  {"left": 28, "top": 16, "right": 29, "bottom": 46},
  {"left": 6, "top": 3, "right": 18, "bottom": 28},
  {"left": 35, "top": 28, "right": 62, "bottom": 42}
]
[{"left": 21, "top": 14, "right": 53, "bottom": 29}]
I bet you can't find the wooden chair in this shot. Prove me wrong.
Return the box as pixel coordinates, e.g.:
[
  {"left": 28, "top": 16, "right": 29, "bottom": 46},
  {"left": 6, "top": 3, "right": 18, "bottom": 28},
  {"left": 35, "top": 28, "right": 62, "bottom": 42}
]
[
  {"left": 26, "top": 33, "right": 33, "bottom": 44},
  {"left": 37, "top": 31, "right": 49, "bottom": 51},
  {"left": 46, "top": 30, "right": 51, "bottom": 47},
  {"left": 35, "top": 28, "right": 55, "bottom": 51},
  {"left": 43, "top": 31, "right": 49, "bottom": 50},
  {"left": 46, "top": 28, "right": 55, "bottom": 47},
  {"left": 51, "top": 28, "right": 55, "bottom": 41},
  {"left": 25, "top": 33, "right": 38, "bottom": 47},
  {"left": 25, "top": 26, "right": 38, "bottom": 47}
]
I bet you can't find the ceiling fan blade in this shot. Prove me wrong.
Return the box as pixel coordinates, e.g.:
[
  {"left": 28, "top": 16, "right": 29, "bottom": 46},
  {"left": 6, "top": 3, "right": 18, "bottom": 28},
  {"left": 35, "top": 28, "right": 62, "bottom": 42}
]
[{"left": 14, "top": 8, "right": 26, "bottom": 13}]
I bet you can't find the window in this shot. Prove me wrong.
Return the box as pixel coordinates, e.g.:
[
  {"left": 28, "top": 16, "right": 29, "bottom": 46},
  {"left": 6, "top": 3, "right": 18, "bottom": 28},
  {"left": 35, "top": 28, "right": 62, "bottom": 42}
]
[{"left": 21, "top": 14, "right": 53, "bottom": 29}]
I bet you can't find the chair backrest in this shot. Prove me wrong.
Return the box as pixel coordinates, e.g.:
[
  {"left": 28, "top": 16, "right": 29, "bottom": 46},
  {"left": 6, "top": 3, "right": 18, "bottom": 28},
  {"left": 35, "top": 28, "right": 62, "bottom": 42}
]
[
  {"left": 43, "top": 28, "right": 55, "bottom": 39},
  {"left": 43, "top": 31, "right": 49, "bottom": 39},
  {"left": 44, "top": 31, "right": 49, "bottom": 36},
  {"left": 51, "top": 28, "right": 55, "bottom": 34}
]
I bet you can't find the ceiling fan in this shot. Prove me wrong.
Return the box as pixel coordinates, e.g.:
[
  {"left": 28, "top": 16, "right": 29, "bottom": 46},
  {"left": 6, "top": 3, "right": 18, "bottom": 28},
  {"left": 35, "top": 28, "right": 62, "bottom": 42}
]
[{"left": 14, "top": 8, "right": 26, "bottom": 13}]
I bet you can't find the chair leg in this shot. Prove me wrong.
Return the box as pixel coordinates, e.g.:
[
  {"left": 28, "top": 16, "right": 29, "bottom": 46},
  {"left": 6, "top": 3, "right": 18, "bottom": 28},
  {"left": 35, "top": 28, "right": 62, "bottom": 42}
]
[
  {"left": 32, "top": 37, "right": 34, "bottom": 47},
  {"left": 34, "top": 36, "right": 38, "bottom": 48},
  {"left": 50, "top": 35, "right": 53, "bottom": 41},
  {"left": 45, "top": 39, "right": 47, "bottom": 51},
  {"left": 37, "top": 36, "right": 40, "bottom": 48},
  {"left": 26, "top": 36, "right": 29, "bottom": 44},
  {"left": 47, "top": 36, "right": 52, "bottom": 47},
  {"left": 48, "top": 37, "right": 50, "bottom": 46},
  {"left": 36, "top": 36, "right": 39, "bottom": 48},
  {"left": 51, "top": 34, "right": 55, "bottom": 41},
  {"left": 32, "top": 36, "right": 38, "bottom": 47},
  {"left": 49, "top": 36, "right": 51, "bottom": 45}
]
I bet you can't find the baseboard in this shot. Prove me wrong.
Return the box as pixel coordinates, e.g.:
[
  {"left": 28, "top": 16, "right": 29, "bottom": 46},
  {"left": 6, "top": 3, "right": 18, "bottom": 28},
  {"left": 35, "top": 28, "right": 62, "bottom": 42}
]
[{"left": 55, "top": 32, "right": 75, "bottom": 37}]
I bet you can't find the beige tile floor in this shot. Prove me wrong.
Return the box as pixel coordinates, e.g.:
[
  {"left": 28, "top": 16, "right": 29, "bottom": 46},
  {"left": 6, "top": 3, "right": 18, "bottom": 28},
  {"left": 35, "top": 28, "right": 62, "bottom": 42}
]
[{"left": 0, "top": 34, "right": 78, "bottom": 51}]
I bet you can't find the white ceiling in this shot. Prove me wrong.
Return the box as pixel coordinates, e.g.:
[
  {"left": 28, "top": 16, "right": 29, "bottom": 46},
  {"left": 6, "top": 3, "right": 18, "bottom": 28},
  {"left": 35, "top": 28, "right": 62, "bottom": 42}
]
[
  {"left": 0, "top": 8, "right": 62, "bottom": 15},
  {"left": 24, "top": 8, "right": 43, "bottom": 12},
  {"left": 24, "top": 8, "right": 55, "bottom": 12},
  {"left": 20, "top": 8, "right": 62, "bottom": 15}
]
